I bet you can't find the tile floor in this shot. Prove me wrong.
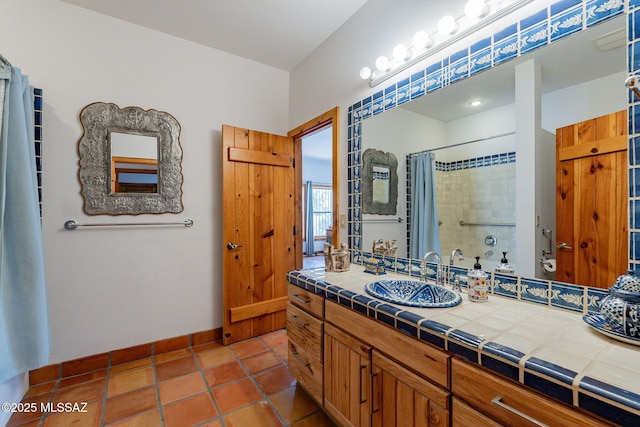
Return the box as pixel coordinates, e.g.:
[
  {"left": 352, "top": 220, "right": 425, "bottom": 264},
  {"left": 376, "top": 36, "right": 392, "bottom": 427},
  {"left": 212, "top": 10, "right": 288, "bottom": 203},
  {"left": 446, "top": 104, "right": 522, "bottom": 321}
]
[{"left": 7, "top": 330, "right": 335, "bottom": 427}]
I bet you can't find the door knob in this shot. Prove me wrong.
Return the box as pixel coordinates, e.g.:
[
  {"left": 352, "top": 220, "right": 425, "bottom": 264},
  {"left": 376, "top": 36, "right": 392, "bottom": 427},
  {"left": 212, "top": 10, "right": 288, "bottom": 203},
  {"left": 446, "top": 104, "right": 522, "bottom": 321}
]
[
  {"left": 556, "top": 242, "right": 572, "bottom": 250},
  {"left": 227, "top": 242, "right": 244, "bottom": 250}
]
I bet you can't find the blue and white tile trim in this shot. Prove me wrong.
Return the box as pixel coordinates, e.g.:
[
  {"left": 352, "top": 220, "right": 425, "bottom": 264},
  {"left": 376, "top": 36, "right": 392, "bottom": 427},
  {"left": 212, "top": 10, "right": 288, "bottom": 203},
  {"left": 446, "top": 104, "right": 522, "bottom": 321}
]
[
  {"left": 287, "top": 269, "right": 640, "bottom": 424},
  {"left": 434, "top": 151, "right": 516, "bottom": 172},
  {"left": 33, "top": 87, "right": 43, "bottom": 220}
]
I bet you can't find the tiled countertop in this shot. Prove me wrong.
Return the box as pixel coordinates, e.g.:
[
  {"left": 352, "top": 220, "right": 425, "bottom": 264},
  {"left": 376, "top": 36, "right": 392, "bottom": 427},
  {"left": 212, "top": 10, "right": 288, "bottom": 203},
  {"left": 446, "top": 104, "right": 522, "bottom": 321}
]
[{"left": 287, "top": 268, "right": 640, "bottom": 425}]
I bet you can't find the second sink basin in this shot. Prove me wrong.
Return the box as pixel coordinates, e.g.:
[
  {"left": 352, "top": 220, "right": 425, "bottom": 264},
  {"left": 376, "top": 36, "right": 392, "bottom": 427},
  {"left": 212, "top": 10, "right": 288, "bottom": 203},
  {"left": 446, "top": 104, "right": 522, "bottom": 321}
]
[{"left": 364, "top": 279, "right": 462, "bottom": 308}]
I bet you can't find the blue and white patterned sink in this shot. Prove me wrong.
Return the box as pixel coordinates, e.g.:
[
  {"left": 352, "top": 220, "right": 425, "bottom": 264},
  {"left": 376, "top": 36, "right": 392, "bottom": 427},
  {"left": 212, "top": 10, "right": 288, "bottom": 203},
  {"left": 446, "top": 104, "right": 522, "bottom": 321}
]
[{"left": 364, "top": 279, "right": 462, "bottom": 308}]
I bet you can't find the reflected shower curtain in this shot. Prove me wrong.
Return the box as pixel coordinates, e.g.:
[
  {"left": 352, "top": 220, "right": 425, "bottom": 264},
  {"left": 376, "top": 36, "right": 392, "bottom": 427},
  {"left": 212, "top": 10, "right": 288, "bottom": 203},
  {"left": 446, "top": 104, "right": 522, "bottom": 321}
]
[
  {"left": 409, "top": 152, "right": 441, "bottom": 259},
  {"left": 304, "top": 181, "right": 314, "bottom": 256},
  {"left": 0, "top": 64, "right": 50, "bottom": 383}
]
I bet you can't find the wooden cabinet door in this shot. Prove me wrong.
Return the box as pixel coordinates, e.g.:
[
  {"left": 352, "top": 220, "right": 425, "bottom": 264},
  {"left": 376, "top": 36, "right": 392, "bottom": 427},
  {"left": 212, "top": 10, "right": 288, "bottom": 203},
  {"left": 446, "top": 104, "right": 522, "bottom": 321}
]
[
  {"left": 222, "top": 125, "right": 297, "bottom": 344},
  {"left": 372, "top": 351, "right": 450, "bottom": 427},
  {"left": 324, "top": 323, "right": 372, "bottom": 427},
  {"left": 556, "top": 110, "right": 627, "bottom": 288}
]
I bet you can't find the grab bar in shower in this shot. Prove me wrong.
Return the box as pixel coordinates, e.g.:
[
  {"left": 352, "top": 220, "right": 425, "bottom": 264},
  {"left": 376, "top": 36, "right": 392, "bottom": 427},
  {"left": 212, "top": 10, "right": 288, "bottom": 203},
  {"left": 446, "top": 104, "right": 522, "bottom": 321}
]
[
  {"left": 64, "top": 218, "right": 194, "bottom": 230},
  {"left": 362, "top": 217, "right": 403, "bottom": 223},
  {"left": 459, "top": 220, "right": 515, "bottom": 227}
]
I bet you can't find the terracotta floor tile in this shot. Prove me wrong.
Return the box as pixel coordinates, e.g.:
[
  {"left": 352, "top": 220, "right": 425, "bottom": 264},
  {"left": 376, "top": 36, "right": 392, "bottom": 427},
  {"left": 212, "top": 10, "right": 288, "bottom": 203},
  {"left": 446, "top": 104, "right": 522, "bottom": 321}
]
[
  {"left": 198, "top": 420, "right": 223, "bottom": 427},
  {"left": 53, "top": 378, "right": 105, "bottom": 404},
  {"left": 6, "top": 392, "right": 51, "bottom": 426},
  {"left": 269, "top": 386, "right": 321, "bottom": 424},
  {"left": 260, "top": 330, "right": 288, "bottom": 349},
  {"left": 193, "top": 342, "right": 222, "bottom": 353},
  {"left": 222, "top": 401, "right": 283, "bottom": 427},
  {"left": 155, "top": 356, "right": 198, "bottom": 381},
  {"left": 104, "top": 409, "right": 161, "bottom": 427},
  {"left": 106, "top": 367, "right": 155, "bottom": 397},
  {"left": 273, "top": 345, "right": 288, "bottom": 362},
  {"left": 241, "top": 351, "right": 283, "bottom": 375},
  {"left": 254, "top": 366, "right": 297, "bottom": 396},
  {"left": 203, "top": 361, "right": 247, "bottom": 388},
  {"left": 24, "top": 381, "right": 56, "bottom": 398},
  {"left": 154, "top": 348, "right": 192, "bottom": 364},
  {"left": 230, "top": 339, "right": 267, "bottom": 358},
  {"left": 163, "top": 392, "right": 217, "bottom": 427},
  {"left": 41, "top": 401, "right": 102, "bottom": 427},
  {"left": 158, "top": 372, "right": 207, "bottom": 404},
  {"left": 103, "top": 386, "right": 158, "bottom": 424},
  {"left": 58, "top": 369, "right": 107, "bottom": 389},
  {"left": 196, "top": 347, "right": 236, "bottom": 369},
  {"left": 211, "top": 378, "right": 263, "bottom": 414},
  {"left": 290, "top": 410, "right": 336, "bottom": 427},
  {"left": 7, "top": 420, "right": 40, "bottom": 427},
  {"left": 109, "top": 358, "right": 152, "bottom": 375}
]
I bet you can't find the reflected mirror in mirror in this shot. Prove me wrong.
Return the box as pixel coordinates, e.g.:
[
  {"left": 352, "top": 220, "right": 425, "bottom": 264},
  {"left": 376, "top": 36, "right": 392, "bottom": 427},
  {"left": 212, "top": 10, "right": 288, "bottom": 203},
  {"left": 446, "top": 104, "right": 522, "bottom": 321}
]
[
  {"left": 110, "top": 132, "right": 159, "bottom": 194},
  {"left": 356, "top": 14, "right": 626, "bottom": 282},
  {"left": 362, "top": 148, "right": 398, "bottom": 215}
]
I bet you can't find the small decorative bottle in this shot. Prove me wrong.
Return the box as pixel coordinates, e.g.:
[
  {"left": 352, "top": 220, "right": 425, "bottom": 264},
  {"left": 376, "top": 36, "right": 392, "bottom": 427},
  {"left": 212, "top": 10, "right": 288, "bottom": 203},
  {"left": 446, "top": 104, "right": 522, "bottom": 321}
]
[
  {"left": 495, "top": 251, "right": 515, "bottom": 274},
  {"left": 468, "top": 257, "right": 489, "bottom": 302}
]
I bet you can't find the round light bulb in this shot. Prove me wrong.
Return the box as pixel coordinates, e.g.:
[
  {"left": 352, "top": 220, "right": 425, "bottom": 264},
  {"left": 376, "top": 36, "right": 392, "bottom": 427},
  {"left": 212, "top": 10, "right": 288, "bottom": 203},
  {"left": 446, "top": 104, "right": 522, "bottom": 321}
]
[
  {"left": 437, "top": 15, "right": 458, "bottom": 35},
  {"left": 412, "top": 31, "right": 432, "bottom": 49},
  {"left": 359, "top": 66, "right": 372, "bottom": 80},
  {"left": 393, "top": 44, "right": 410, "bottom": 61},
  {"left": 375, "top": 55, "right": 390, "bottom": 71},
  {"left": 468, "top": 99, "right": 484, "bottom": 107},
  {"left": 465, "top": 0, "right": 488, "bottom": 18}
]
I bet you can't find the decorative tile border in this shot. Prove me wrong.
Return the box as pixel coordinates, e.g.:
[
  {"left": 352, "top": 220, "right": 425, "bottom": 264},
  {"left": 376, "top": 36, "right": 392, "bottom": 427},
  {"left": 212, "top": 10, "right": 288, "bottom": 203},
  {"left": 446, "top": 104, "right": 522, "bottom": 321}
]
[
  {"left": 33, "top": 87, "right": 43, "bottom": 220},
  {"left": 433, "top": 151, "right": 516, "bottom": 172}
]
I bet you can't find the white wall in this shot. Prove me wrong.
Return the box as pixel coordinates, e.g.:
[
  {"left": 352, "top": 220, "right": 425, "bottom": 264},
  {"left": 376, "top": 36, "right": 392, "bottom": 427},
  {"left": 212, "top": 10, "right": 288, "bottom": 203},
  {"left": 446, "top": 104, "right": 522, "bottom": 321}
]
[{"left": 0, "top": 0, "right": 289, "bottom": 373}]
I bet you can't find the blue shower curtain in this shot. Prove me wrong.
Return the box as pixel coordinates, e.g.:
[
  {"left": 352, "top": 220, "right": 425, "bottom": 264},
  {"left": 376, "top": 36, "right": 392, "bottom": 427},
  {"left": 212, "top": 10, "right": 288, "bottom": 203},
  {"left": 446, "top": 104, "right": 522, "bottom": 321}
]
[
  {"left": 0, "top": 65, "right": 50, "bottom": 383},
  {"left": 409, "top": 152, "right": 441, "bottom": 259},
  {"left": 304, "top": 181, "right": 314, "bottom": 256}
]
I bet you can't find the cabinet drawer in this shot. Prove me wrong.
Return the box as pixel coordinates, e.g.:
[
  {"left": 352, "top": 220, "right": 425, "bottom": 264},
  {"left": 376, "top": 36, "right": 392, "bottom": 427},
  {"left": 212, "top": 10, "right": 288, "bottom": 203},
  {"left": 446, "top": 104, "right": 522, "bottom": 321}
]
[
  {"left": 287, "top": 302, "right": 323, "bottom": 362},
  {"left": 288, "top": 339, "right": 323, "bottom": 404},
  {"left": 452, "top": 358, "right": 609, "bottom": 427},
  {"left": 288, "top": 283, "right": 324, "bottom": 318},
  {"left": 452, "top": 397, "right": 501, "bottom": 427}
]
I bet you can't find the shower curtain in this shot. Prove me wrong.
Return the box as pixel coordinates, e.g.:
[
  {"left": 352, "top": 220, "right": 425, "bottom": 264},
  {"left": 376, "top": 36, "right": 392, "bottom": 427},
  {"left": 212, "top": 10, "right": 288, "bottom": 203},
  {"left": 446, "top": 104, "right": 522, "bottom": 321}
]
[
  {"left": 409, "top": 152, "right": 441, "bottom": 259},
  {"left": 0, "top": 61, "right": 50, "bottom": 383},
  {"left": 304, "top": 181, "right": 315, "bottom": 256}
]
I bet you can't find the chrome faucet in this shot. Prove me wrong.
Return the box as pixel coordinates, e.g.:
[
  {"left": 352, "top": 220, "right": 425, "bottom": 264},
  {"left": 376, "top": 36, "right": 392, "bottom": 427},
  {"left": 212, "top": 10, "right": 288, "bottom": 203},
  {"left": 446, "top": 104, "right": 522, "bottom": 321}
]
[
  {"left": 421, "top": 251, "right": 443, "bottom": 286},
  {"left": 450, "top": 248, "right": 464, "bottom": 265}
]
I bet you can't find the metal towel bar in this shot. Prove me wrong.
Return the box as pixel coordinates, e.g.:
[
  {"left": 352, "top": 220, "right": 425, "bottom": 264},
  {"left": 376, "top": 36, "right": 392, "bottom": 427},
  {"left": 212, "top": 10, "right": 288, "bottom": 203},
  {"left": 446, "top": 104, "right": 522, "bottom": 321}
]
[
  {"left": 459, "top": 220, "right": 515, "bottom": 227},
  {"left": 64, "top": 218, "right": 194, "bottom": 230},
  {"left": 362, "top": 217, "right": 403, "bottom": 223}
]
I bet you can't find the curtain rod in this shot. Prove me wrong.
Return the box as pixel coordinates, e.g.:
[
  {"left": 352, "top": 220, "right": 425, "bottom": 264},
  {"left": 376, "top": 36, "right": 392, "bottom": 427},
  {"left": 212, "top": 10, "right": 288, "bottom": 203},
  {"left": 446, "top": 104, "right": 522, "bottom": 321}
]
[{"left": 408, "top": 131, "right": 516, "bottom": 156}]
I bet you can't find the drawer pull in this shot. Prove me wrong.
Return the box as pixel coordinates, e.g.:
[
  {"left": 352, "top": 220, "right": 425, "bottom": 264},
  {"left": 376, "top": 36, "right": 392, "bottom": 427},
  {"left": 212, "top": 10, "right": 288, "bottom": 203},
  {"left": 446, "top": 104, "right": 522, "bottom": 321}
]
[
  {"left": 359, "top": 364, "right": 367, "bottom": 404},
  {"left": 291, "top": 350, "right": 311, "bottom": 368},
  {"left": 491, "top": 396, "right": 549, "bottom": 427},
  {"left": 371, "top": 372, "right": 380, "bottom": 413},
  {"left": 292, "top": 294, "right": 311, "bottom": 304},
  {"left": 290, "top": 314, "right": 309, "bottom": 328}
]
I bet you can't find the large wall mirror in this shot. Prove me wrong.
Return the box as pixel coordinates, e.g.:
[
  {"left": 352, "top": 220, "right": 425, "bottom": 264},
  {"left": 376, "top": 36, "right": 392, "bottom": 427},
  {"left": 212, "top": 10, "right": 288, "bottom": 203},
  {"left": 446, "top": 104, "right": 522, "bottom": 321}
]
[
  {"left": 78, "top": 102, "right": 183, "bottom": 215},
  {"left": 352, "top": 12, "right": 626, "bottom": 285}
]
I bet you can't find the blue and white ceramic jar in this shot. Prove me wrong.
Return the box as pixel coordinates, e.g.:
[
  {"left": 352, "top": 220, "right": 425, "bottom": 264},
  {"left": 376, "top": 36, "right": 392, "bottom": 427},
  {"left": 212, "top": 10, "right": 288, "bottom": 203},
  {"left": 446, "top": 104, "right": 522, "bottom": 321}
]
[{"left": 600, "top": 270, "right": 640, "bottom": 337}]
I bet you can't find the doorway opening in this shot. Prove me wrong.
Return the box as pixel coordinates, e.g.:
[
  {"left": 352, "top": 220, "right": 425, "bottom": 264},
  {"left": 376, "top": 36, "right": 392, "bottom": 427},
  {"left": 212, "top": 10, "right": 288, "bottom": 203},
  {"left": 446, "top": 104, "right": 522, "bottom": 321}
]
[{"left": 288, "top": 107, "right": 339, "bottom": 270}]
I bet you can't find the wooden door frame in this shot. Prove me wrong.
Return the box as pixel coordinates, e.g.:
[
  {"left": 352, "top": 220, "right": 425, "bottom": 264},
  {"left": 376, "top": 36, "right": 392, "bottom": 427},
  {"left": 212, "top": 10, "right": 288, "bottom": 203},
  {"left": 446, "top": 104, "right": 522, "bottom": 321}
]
[{"left": 288, "top": 107, "right": 340, "bottom": 270}]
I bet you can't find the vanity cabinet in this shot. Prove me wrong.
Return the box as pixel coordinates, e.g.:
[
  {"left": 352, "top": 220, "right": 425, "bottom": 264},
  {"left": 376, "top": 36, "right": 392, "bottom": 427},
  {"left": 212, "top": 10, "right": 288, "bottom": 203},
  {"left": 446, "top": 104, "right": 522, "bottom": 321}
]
[
  {"left": 451, "top": 358, "right": 610, "bottom": 427},
  {"left": 372, "top": 351, "right": 450, "bottom": 427},
  {"left": 324, "top": 323, "right": 372, "bottom": 426},
  {"left": 287, "top": 284, "right": 324, "bottom": 403}
]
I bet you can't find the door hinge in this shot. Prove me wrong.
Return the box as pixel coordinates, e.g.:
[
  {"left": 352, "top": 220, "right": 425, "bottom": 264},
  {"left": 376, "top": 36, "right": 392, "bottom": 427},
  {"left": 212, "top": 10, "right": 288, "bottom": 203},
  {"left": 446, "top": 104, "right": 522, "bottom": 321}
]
[
  {"left": 291, "top": 157, "right": 295, "bottom": 167},
  {"left": 293, "top": 226, "right": 296, "bottom": 235}
]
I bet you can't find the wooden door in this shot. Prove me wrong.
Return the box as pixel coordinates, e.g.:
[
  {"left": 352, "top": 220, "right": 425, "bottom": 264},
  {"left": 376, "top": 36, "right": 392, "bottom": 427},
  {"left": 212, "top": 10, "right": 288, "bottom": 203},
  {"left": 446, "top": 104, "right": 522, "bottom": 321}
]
[
  {"left": 556, "top": 110, "right": 627, "bottom": 288},
  {"left": 324, "top": 323, "right": 372, "bottom": 427},
  {"left": 222, "top": 125, "right": 297, "bottom": 344}
]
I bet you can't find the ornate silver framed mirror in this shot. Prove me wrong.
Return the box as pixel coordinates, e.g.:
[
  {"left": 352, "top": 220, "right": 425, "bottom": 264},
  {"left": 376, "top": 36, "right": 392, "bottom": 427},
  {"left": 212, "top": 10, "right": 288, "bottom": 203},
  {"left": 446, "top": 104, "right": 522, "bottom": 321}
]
[
  {"left": 362, "top": 148, "right": 398, "bottom": 215},
  {"left": 77, "top": 102, "right": 183, "bottom": 215}
]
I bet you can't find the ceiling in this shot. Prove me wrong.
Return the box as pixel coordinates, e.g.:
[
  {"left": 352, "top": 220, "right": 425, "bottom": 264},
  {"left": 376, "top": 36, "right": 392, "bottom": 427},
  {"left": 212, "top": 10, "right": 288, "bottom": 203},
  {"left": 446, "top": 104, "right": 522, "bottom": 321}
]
[{"left": 61, "top": 0, "right": 369, "bottom": 71}]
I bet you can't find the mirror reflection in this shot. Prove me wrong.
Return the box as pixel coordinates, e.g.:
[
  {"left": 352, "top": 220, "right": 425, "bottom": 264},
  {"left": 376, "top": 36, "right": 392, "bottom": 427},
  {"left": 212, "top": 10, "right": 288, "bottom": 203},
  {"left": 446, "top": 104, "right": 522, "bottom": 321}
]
[
  {"left": 110, "top": 132, "right": 159, "bottom": 194},
  {"left": 358, "top": 15, "right": 626, "bottom": 283}
]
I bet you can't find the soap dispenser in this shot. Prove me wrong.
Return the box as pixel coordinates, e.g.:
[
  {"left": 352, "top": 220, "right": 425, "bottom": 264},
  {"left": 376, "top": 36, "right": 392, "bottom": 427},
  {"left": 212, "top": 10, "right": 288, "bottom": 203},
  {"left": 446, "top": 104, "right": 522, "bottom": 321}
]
[
  {"left": 468, "top": 256, "right": 489, "bottom": 302},
  {"left": 495, "top": 251, "right": 515, "bottom": 274}
]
